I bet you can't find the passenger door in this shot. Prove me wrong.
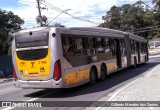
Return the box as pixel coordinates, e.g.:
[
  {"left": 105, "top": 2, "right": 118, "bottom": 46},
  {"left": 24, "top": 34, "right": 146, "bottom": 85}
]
[
  {"left": 115, "top": 39, "right": 122, "bottom": 68},
  {"left": 137, "top": 42, "right": 140, "bottom": 63}
]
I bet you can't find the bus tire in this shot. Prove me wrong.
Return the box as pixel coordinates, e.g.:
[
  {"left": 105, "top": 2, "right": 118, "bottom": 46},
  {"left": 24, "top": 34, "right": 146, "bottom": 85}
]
[
  {"left": 100, "top": 65, "right": 107, "bottom": 81},
  {"left": 134, "top": 57, "right": 137, "bottom": 68},
  {"left": 89, "top": 68, "right": 97, "bottom": 85}
]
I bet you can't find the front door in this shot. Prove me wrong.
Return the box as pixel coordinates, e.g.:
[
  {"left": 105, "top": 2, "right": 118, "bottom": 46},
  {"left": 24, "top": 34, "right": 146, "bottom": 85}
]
[{"left": 116, "top": 39, "right": 122, "bottom": 68}]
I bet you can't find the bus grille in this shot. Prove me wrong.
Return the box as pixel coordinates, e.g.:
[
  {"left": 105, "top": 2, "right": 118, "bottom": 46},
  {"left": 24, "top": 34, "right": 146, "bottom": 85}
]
[{"left": 17, "top": 49, "right": 48, "bottom": 60}]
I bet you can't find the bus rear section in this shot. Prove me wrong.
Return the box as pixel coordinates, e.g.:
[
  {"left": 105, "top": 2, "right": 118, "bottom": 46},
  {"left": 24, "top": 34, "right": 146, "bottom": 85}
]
[{"left": 12, "top": 28, "right": 63, "bottom": 89}]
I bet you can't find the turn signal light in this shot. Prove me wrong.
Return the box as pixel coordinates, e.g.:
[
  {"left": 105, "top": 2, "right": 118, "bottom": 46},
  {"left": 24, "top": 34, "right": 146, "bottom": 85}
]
[{"left": 13, "top": 65, "right": 17, "bottom": 81}]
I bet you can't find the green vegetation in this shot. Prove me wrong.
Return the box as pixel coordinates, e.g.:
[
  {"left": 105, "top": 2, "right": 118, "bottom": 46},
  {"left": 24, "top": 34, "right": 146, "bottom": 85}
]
[
  {"left": 0, "top": 9, "right": 24, "bottom": 56},
  {"left": 1, "top": 0, "right": 160, "bottom": 56},
  {"left": 52, "top": 22, "right": 65, "bottom": 27},
  {"left": 99, "top": 0, "right": 160, "bottom": 39}
]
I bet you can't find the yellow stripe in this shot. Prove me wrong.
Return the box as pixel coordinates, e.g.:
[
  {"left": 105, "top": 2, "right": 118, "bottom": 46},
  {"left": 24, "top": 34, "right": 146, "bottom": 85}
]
[
  {"left": 64, "top": 69, "right": 89, "bottom": 86},
  {"left": 106, "top": 59, "right": 117, "bottom": 73},
  {"left": 64, "top": 59, "right": 117, "bottom": 86},
  {"left": 97, "top": 66, "right": 101, "bottom": 74}
]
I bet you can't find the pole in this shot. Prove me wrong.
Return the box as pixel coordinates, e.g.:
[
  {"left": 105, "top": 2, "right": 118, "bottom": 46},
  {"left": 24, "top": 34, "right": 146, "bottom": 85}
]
[
  {"left": 47, "top": 9, "right": 71, "bottom": 25},
  {"left": 37, "top": 0, "right": 43, "bottom": 26}
]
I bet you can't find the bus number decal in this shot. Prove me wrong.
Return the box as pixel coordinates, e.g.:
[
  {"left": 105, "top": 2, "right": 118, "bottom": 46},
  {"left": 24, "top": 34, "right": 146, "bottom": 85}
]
[{"left": 38, "top": 61, "right": 47, "bottom": 64}]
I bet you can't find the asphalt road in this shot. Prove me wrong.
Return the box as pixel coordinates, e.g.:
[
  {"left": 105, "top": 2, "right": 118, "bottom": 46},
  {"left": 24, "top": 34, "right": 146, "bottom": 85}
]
[{"left": 0, "top": 58, "right": 160, "bottom": 110}]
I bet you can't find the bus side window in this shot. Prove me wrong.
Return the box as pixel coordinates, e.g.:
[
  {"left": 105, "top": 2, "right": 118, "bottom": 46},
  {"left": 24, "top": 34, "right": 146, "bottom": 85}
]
[
  {"left": 120, "top": 39, "right": 126, "bottom": 55},
  {"left": 74, "top": 37, "right": 84, "bottom": 55},
  {"left": 67, "top": 36, "right": 75, "bottom": 52},
  {"left": 141, "top": 43, "right": 143, "bottom": 53},
  {"left": 88, "top": 37, "right": 96, "bottom": 54},
  {"left": 103, "top": 38, "right": 111, "bottom": 53},
  {"left": 110, "top": 39, "right": 116, "bottom": 56},
  {"left": 82, "top": 37, "right": 89, "bottom": 54},
  {"left": 61, "top": 35, "right": 68, "bottom": 53},
  {"left": 144, "top": 43, "right": 146, "bottom": 53},
  {"left": 96, "top": 37, "right": 104, "bottom": 53},
  {"left": 130, "top": 40, "right": 135, "bottom": 54},
  {"left": 134, "top": 41, "right": 137, "bottom": 53},
  {"left": 61, "top": 35, "right": 75, "bottom": 53},
  {"left": 145, "top": 43, "right": 147, "bottom": 53},
  {"left": 141, "top": 43, "right": 146, "bottom": 53}
]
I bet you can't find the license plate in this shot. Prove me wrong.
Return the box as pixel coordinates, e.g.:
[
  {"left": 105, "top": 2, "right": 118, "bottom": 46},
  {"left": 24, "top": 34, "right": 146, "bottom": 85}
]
[{"left": 29, "top": 73, "right": 38, "bottom": 77}]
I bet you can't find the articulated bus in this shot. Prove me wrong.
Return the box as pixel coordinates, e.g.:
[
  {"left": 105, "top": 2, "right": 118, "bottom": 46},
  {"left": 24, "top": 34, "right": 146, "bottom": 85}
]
[{"left": 12, "top": 27, "right": 148, "bottom": 89}]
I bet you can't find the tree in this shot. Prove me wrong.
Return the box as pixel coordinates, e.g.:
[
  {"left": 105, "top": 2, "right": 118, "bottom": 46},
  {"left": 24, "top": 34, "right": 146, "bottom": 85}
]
[
  {"left": 53, "top": 22, "right": 65, "bottom": 27},
  {"left": 100, "top": 1, "right": 147, "bottom": 30},
  {"left": 36, "top": 15, "right": 48, "bottom": 26},
  {"left": 102, "top": 6, "right": 122, "bottom": 29},
  {"left": 99, "top": 1, "right": 160, "bottom": 39},
  {"left": 152, "top": 0, "right": 160, "bottom": 10},
  {"left": 0, "top": 9, "right": 24, "bottom": 56}
]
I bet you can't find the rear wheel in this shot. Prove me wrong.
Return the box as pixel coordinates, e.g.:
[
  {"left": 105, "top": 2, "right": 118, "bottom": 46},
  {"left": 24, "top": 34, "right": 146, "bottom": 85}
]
[
  {"left": 89, "top": 69, "right": 97, "bottom": 85},
  {"left": 100, "top": 65, "right": 107, "bottom": 81}
]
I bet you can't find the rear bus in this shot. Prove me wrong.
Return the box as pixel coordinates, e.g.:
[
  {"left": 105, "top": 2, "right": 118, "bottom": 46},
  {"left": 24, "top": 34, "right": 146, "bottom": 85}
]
[{"left": 12, "top": 27, "right": 63, "bottom": 89}]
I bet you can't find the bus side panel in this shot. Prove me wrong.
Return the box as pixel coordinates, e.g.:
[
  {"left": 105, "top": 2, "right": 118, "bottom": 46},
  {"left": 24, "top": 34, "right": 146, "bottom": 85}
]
[
  {"left": 79, "top": 69, "right": 90, "bottom": 82},
  {"left": 131, "top": 54, "right": 138, "bottom": 65},
  {"left": 121, "top": 56, "right": 127, "bottom": 68},
  {"left": 79, "top": 65, "right": 90, "bottom": 83},
  {"left": 105, "top": 59, "right": 117, "bottom": 74},
  {"left": 140, "top": 54, "right": 146, "bottom": 63},
  {"left": 64, "top": 67, "right": 79, "bottom": 87}
]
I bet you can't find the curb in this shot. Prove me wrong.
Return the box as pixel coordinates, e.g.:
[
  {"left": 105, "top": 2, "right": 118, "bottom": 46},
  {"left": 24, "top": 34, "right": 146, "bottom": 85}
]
[
  {"left": 149, "top": 53, "right": 160, "bottom": 56},
  {"left": 149, "top": 55, "right": 160, "bottom": 59},
  {"left": 0, "top": 78, "right": 13, "bottom": 84}
]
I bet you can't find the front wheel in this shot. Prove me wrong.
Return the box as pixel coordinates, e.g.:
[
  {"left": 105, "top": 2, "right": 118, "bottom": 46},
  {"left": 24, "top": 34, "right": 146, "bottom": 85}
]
[{"left": 89, "top": 69, "right": 97, "bottom": 85}]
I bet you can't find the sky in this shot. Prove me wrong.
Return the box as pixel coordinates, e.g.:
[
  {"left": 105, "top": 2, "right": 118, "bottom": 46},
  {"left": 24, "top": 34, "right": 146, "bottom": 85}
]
[{"left": 0, "top": 0, "right": 152, "bottom": 28}]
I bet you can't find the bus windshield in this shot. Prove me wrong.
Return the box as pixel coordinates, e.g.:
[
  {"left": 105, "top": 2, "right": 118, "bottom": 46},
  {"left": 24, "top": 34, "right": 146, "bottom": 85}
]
[{"left": 15, "top": 30, "right": 49, "bottom": 48}]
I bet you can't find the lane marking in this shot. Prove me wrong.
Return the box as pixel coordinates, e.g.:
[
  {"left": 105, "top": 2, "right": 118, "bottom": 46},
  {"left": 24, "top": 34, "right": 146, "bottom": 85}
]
[
  {"left": 95, "top": 78, "right": 141, "bottom": 110},
  {"left": 95, "top": 64, "right": 160, "bottom": 110},
  {"left": 2, "top": 90, "right": 54, "bottom": 110},
  {"left": 144, "top": 64, "right": 159, "bottom": 77}
]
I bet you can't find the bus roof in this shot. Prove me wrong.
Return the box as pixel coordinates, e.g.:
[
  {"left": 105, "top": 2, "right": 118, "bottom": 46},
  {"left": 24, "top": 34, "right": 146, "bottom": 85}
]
[
  {"left": 68, "top": 27, "right": 124, "bottom": 34},
  {"left": 127, "top": 32, "right": 148, "bottom": 43},
  {"left": 55, "top": 27, "right": 125, "bottom": 38},
  {"left": 15, "top": 27, "right": 147, "bottom": 43},
  {"left": 15, "top": 27, "right": 50, "bottom": 34}
]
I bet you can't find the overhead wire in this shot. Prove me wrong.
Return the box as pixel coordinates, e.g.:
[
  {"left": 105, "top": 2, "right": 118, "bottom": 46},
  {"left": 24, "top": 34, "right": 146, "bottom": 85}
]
[
  {"left": 133, "top": 28, "right": 160, "bottom": 34},
  {"left": 17, "top": 0, "right": 36, "bottom": 4},
  {"left": 127, "top": 25, "right": 160, "bottom": 32},
  {"left": 41, "top": 0, "right": 99, "bottom": 25}
]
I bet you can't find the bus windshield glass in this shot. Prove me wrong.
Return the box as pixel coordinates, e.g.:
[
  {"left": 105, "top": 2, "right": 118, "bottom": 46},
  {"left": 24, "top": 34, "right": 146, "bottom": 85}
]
[{"left": 15, "top": 30, "right": 49, "bottom": 48}]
